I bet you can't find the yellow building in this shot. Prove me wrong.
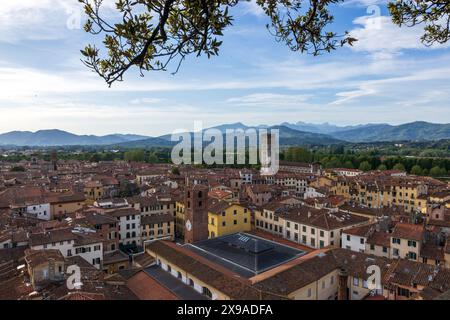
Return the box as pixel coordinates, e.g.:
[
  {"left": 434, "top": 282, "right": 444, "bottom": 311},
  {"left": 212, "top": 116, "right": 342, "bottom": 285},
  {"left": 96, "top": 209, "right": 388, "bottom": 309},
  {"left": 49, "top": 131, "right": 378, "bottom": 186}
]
[
  {"left": 390, "top": 223, "right": 423, "bottom": 261},
  {"left": 207, "top": 201, "right": 251, "bottom": 238},
  {"left": 84, "top": 181, "right": 104, "bottom": 204},
  {"left": 49, "top": 193, "right": 85, "bottom": 218},
  {"left": 141, "top": 214, "right": 175, "bottom": 245}
]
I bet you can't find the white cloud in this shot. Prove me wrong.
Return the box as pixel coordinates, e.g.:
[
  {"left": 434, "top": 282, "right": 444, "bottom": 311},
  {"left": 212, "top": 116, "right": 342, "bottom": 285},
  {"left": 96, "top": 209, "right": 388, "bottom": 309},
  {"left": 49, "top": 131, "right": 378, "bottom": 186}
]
[
  {"left": 227, "top": 93, "right": 311, "bottom": 107},
  {"left": 330, "top": 85, "right": 377, "bottom": 105},
  {"left": 239, "top": 0, "right": 265, "bottom": 17},
  {"left": 130, "top": 98, "right": 165, "bottom": 105},
  {"left": 0, "top": 0, "right": 117, "bottom": 42},
  {"left": 349, "top": 15, "right": 450, "bottom": 56}
]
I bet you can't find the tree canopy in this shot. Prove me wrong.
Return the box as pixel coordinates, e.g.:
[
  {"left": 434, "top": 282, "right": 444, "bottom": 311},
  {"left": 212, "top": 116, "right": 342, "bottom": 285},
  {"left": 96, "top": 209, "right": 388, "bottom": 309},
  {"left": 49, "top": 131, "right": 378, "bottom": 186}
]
[{"left": 79, "top": 0, "right": 450, "bottom": 86}]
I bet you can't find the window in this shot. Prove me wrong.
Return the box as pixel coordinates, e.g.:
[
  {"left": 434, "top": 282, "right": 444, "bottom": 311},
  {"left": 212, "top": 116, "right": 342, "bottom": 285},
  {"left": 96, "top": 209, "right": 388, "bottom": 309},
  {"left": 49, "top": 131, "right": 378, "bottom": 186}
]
[
  {"left": 303, "top": 226, "right": 306, "bottom": 232},
  {"left": 408, "top": 240, "right": 417, "bottom": 248},
  {"left": 233, "top": 210, "right": 237, "bottom": 215},
  {"left": 398, "top": 287, "right": 410, "bottom": 298},
  {"left": 382, "top": 246, "right": 388, "bottom": 253},
  {"left": 370, "top": 244, "right": 375, "bottom": 250},
  {"left": 222, "top": 211, "right": 226, "bottom": 217},
  {"left": 233, "top": 220, "right": 237, "bottom": 225},
  {"left": 346, "top": 235, "right": 351, "bottom": 241},
  {"left": 392, "top": 238, "right": 401, "bottom": 245},
  {"left": 222, "top": 221, "right": 226, "bottom": 227},
  {"left": 67, "top": 249, "right": 72, "bottom": 257},
  {"left": 393, "top": 248, "right": 399, "bottom": 256},
  {"left": 360, "top": 238, "right": 365, "bottom": 245},
  {"left": 177, "top": 271, "right": 182, "bottom": 279},
  {"left": 319, "top": 240, "right": 324, "bottom": 248},
  {"left": 167, "top": 265, "right": 172, "bottom": 272},
  {"left": 189, "top": 279, "right": 194, "bottom": 287},
  {"left": 244, "top": 218, "right": 248, "bottom": 223},
  {"left": 353, "top": 278, "right": 359, "bottom": 287},
  {"left": 408, "top": 252, "right": 417, "bottom": 260},
  {"left": 307, "top": 288, "right": 312, "bottom": 297},
  {"left": 320, "top": 230, "right": 324, "bottom": 237},
  {"left": 202, "top": 287, "right": 213, "bottom": 299}
]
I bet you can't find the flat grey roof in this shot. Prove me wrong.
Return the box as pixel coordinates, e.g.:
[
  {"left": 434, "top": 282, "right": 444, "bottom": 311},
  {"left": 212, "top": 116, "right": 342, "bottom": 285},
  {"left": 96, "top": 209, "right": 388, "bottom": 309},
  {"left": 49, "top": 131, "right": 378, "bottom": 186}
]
[
  {"left": 144, "top": 265, "right": 207, "bottom": 300},
  {"left": 184, "top": 232, "right": 305, "bottom": 277}
]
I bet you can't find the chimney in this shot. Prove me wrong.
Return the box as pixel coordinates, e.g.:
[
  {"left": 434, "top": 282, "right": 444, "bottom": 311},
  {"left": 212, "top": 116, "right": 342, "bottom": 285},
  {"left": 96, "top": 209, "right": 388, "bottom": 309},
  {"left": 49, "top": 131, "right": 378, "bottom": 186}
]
[{"left": 338, "top": 267, "right": 349, "bottom": 300}]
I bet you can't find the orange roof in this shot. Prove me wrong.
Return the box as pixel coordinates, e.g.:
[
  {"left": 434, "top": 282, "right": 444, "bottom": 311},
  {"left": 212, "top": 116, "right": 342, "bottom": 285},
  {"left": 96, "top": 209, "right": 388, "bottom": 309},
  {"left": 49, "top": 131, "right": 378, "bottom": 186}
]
[{"left": 126, "top": 271, "right": 178, "bottom": 300}]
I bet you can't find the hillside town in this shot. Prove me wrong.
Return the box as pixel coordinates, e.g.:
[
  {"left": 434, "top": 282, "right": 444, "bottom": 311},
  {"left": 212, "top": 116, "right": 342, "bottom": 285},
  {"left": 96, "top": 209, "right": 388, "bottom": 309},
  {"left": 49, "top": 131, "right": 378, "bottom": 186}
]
[{"left": 0, "top": 156, "right": 448, "bottom": 301}]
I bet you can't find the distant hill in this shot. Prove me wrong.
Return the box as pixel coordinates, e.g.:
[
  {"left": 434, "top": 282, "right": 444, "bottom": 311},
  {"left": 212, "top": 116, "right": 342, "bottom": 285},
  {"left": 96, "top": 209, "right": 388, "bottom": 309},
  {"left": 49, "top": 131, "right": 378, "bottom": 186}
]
[
  {"left": 116, "top": 124, "right": 343, "bottom": 148},
  {"left": 281, "top": 121, "right": 378, "bottom": 134},
  {"left": 0, "top": 130, "right": 149, "bottom": 146},
  {"left": 330, "top": 122, "right": 450, "bottom": 142},
  {"left": 1, "top": 121, "right": 448, "bottom": 147}
]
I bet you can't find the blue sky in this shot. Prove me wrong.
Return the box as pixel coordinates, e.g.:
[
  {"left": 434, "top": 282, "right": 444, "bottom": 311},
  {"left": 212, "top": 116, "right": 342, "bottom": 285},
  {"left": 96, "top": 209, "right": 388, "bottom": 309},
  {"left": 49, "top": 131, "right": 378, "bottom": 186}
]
[{"left": 0, "top": 0, "right": 449, "bottom": 136}]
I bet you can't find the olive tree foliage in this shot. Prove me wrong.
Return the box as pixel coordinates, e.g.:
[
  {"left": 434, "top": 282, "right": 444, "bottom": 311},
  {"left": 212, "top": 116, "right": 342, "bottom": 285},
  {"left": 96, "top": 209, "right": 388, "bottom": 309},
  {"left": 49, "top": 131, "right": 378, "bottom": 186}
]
[
  {"left": 388, "top": 0, "right": 450, "bottom": 46},
  {"left": 79, "top": 0, "right": 355, "bottom": 86},
  {"left": 79, "top": 0, "right": 450, "bottom": 87}
]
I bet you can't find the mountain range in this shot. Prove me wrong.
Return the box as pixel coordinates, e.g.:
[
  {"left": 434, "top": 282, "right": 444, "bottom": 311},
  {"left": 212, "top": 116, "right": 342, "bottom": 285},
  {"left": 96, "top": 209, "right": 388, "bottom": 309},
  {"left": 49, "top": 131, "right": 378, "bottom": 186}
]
[
  {"left": 0, "top": 130, "right": 148, "bottom": 147},
  {"left": 0, "top": 121, "right": 449, "bottom": 147}
]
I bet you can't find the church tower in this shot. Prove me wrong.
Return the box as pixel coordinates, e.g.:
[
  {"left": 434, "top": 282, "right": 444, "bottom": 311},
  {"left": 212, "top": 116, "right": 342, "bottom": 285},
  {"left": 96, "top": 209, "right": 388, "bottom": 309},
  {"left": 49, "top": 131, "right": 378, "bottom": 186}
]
[
  {"left": 51, "top": 150, "right": 58, "bottom": 171},
  {"left": 184, "top": 184, "right": 209, "bottom": 244}
]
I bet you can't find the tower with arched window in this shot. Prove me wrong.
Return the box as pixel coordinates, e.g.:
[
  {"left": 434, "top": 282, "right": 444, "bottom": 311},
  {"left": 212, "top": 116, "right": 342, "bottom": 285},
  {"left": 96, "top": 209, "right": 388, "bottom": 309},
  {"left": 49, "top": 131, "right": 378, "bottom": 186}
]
[{"left": 184, "top": 184, "right": 209, "bottom": 244}]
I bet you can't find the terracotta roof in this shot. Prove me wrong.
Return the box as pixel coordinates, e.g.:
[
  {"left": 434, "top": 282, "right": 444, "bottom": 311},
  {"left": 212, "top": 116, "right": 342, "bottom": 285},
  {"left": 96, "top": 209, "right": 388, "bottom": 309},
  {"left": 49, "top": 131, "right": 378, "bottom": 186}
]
[
  {"left": 126, "top": 271, "right": 178, "bottom": 300},
  {"left": 366, "top": 230, "right": 391, "bottom": 248},
  {"left": 25, "top": 249, "right": 65, "bottom": 268},
  {"left": 279, "top": 206, "right": 369, "bottom": 230},
  {"left": 391, "top": 223, "right": 424, "bottom": 241},
  {"left": 29, "top": 228, "right": 77, "bottom": 246},
  {"left": 107, "top": 208, "right": 140, "bottom": 218},
  {"left": 342, "top": 224, "right": 374, "bottom": 237}
]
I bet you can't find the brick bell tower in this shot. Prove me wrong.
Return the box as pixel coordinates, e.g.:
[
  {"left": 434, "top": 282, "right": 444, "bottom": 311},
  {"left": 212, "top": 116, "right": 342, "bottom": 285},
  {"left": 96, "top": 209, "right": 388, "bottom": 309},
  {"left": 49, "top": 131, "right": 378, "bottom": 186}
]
[{"left": 184, "top": 184, "right": 209, "bottom": 244}]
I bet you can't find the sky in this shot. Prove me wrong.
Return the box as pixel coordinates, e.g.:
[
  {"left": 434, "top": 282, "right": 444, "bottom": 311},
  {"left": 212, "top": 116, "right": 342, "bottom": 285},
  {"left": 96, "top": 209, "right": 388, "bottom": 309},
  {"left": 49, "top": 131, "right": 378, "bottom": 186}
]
[{"left": 0, "top": 0, "right": 449, "bottom": 137}]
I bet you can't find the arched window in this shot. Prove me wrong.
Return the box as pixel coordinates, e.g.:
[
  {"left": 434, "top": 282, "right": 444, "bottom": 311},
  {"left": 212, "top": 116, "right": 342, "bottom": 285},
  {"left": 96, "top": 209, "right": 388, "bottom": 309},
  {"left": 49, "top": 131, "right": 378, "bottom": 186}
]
[
  {"left": 198, "top": 191, "right": 202, "bottom": 198},
  {"left": 202, "top": 287, "right": 213, "bottom": 299}
]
